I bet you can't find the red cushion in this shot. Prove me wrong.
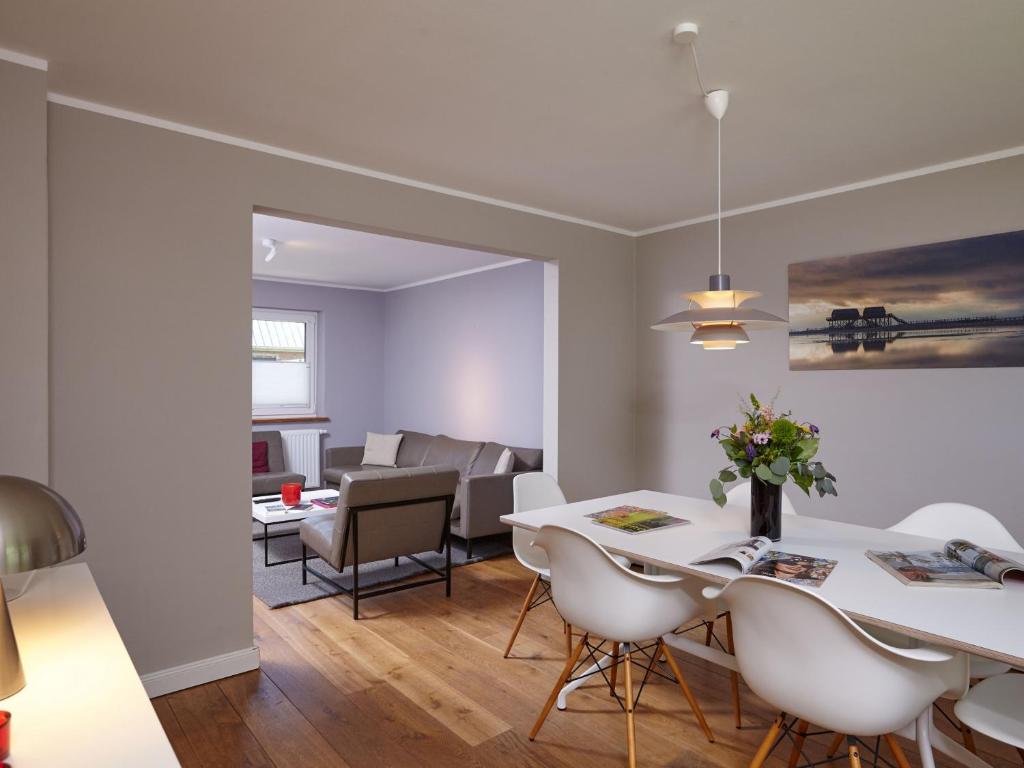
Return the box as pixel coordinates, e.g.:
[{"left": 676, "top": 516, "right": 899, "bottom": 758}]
[{"left": 252, "top": 441, "right": 270, "bottom": 474}]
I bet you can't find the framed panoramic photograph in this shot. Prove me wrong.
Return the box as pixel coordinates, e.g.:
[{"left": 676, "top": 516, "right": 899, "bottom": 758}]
[{"left": 788, "top": 229, "right": 1024, "bottom": 371}]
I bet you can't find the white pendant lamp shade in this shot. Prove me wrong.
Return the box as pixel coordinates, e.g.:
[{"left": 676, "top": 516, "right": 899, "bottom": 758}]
[{"left": 652, "top": 26, "right": 787, "bottom": 349}]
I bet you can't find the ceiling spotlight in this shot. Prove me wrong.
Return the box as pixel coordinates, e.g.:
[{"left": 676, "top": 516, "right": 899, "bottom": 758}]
[{"left": 261, "top": 238, "right": 279, "bottom": 263}]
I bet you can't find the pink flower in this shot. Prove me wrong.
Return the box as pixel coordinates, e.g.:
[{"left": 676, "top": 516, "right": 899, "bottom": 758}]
[{"left": 752, "top": 432, "right": 770, "bottom": 445}]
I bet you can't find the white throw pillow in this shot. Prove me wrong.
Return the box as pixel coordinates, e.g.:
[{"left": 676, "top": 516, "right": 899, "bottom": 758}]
[
  {"left": 362, "top": 432, "right": 403, "bottom": 467},
  {"left": 494, "top": 447, "right": 515, "bottom": 474}
]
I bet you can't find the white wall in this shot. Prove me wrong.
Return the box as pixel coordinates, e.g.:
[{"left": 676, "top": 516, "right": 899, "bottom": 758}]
[
  {"left": 383, "top": 260, "right": 544, "bottom": 447},
  {"left": 635, "top": 155, "right": 1024, "bottom": 543}
]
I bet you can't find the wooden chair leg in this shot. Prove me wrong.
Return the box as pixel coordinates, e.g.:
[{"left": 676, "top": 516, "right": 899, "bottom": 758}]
[
  {"left": 529, "top": 634, "right": 587, "bottom": 741},
  {"left": 609, "top": 642, "right": 621, "bottom": 695},
  {"left": 565, "top": 623, "right": 573, "bottom": 657},
  {"left": 1015, "top": 747, "right": 1024, "bottom": 765},
  {"left": 787, "top": 720, "right": 809, "bottom": 768},
  {"left": 659, "top": 639, "right": 714, "bottom": 743},
  {"left": 503, "top": 573, "right": 541, "bottom": 658},
  {"left": 883, "top": 734, "right": 912, "bottom": 768},
  {"left": 725, "top": 611, "right": 742, "bottom": 728},
  {"left": 847, "top": 737, "right": 862, "bottom": 768},
  {"left": 959, "top": 721, "right": 978, "bottom": 754},
  {"left": 624, "top": 645, "right": 637, "bottom": 768},
  {"left": 750, "top": 713, "right": 786, "bottom": 768},
  {"left": 826, "top": 733, "right": 846, "bottom": 758}
]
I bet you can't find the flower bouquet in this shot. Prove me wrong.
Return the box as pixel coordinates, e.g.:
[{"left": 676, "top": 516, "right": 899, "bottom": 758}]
[{"left": 710, "top": 393, "right": 837, "bottom": 539}]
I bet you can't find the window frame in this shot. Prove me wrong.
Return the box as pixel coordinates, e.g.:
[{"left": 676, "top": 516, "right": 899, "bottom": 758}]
[{"left": 251, "top": 307, "right": 319, "bottom": 418}]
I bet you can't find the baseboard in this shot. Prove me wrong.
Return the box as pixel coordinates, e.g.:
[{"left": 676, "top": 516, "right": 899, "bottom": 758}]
[{"left": 141, "top": 646, "right": 261, "bottom": 698}]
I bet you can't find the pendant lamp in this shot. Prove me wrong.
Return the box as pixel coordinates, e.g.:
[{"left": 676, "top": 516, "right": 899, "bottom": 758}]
[{"left": 651, "top": 23, "right": 787, "bottom": 349}]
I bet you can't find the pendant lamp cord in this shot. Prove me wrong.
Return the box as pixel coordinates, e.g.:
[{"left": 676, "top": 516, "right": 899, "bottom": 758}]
[
  {"left": 717, "top": 114, "right": 722, "bottom": 275},
  {"left": 689, "top": 43, "right": 710, "bottom": 97}
]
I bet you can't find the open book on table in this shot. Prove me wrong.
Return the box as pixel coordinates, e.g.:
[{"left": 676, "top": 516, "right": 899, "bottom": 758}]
[
  {"left": 866, "top": 539, "right": 1024, "bottom": 589},
  {"left": 691, "top": 536, "right": 838, "bottom": 588},
  {"left": 585, "top": 506, "right": 690, "bottom": 534}
]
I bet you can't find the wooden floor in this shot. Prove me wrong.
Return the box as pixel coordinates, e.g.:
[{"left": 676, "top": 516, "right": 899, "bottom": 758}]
[{"left": 155, "top": 555, "right": 1022, "bottom": 768}]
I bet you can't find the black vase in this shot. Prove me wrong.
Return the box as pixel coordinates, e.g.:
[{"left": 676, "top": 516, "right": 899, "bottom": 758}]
[{"left": 750, "top": 477, "right": 782, "bottom": 541}]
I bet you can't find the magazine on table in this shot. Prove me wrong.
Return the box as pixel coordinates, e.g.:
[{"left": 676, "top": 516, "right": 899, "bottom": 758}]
[
  {"left": 691, "top": 537, "right": 838, "bottom": 588},
  {"left": 866, "top": 539, "right": 1024, "bottom": 589},
  {"left": 585, "top": 506, "right": 691, "bottom": 534},
  {"left": 311, "top": 495, "right": 340, "bottom": 509},
  {"left": 263, "top": 502, "right": 313, "bottom": 513}
]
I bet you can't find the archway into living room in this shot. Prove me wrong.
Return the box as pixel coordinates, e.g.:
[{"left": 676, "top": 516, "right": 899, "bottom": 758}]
[{"left": 248, "top": 208, "right": 557, "bottom": 612}]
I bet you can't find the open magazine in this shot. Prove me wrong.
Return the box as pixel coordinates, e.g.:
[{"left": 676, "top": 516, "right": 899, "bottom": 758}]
[
  {"left": 691, "top": 537, "right": 838, "bottom": 588},
  {"left": 585, "top": 506, "right": 690, "bottom": 534},
  {"left": 866, "top": 539, "right": 1024, "bottom": 589}
]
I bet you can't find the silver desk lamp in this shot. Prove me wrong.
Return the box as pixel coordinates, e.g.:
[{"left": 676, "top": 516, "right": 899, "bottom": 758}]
[{"left": 0, "top": 476, "right": 86, "bottom": 699}]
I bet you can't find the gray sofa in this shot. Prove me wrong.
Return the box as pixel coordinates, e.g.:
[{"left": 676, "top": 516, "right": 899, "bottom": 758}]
[
  {"left": 324, "top": 430, "right": 543, "bottom": 557},
  {"left": 252, "top": 430, "right": 306, "bottom": 496}
]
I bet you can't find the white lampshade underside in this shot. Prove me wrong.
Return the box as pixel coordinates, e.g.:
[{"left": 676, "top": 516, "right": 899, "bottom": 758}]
[{"left": 689, "top": 323, "right": 750, "bottom": 350}]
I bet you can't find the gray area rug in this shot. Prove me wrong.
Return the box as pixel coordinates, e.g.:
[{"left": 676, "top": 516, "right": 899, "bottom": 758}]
[{"left": 252, "top": 529, "right": 512, "bottom": 609}]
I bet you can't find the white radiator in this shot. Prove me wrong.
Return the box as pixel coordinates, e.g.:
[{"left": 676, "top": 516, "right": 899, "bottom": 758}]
[{"left": 280, "top": 429, "right": 326, "bottom": 488}]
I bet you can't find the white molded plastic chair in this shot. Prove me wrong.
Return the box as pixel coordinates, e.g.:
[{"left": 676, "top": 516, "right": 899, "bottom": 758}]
[
  {"left": 712, "top": 575, "right": 968, "bottom": 768},
  {"left": 954, "top": 673, "right": 1024, "bottom": 760},
  {"left": 726, "top": 481, "right": 798, "bottom": 516},
  {"left": 528, "top": 525, "right": 715, "bottom": 767},
  {"left": 505, "top": 473, "right": 628, "bottom": 659},
  {"left": 888, "top": 503, "right": 1023, "bottom": 681}
]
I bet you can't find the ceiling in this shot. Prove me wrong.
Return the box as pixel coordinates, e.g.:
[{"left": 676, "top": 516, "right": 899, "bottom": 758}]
[
  {"left": 251, "top": 213, "right": 521, "bottom": 291},
  {"left": 2, "top": 1, "right": 1022, "bottom": 232}
]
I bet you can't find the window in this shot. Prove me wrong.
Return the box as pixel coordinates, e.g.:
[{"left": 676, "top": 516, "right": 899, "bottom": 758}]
[{"left": 252, "top": 308, "right": 318, "bottom": 417}]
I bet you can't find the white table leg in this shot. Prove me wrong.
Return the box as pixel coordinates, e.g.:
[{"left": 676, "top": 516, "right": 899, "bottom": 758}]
[
  {"left": 556, "top": 647, "right": 617, "bottom": 710},
  {"left": 900, "top": 708, "right": 995, "bottom": 768}
]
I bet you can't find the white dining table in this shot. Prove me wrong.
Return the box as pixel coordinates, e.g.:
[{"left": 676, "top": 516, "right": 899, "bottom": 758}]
[{"left": 500, "top": 489, "right": 1024, "bottom": 768}]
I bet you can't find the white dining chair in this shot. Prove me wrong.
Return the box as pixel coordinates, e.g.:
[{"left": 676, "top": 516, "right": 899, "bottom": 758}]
[
  {"left": 711, "top": 575, "right": 969, "bottom": 768},
  {"left": 954, "top": 673, "right": 1024, "bottom": 764},
  {"left": 505, "top": 473, "right": 630, "bottom": 658},
  {"left": 528, "top": 524, "right": 715, "bottom": 768},
  {"left": 887, "top": 503, "right": 1023, "bottom": 685},
  {"left": 726, "top": 481, "right": 798, "bottom": 516}
]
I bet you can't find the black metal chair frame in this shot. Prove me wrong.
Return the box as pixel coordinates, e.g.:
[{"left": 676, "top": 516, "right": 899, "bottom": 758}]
[{"left": 300, "top": 493, "right": 455, "bottom": 620}]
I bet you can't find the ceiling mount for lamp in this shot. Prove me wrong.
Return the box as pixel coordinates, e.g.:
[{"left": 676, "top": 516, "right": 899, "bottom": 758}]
[
  {"left": 652, "top": 22, "right": 787, "bottom": 350},
  {"left": 261, "top": 238, "right": 280, "bottom": 262}
]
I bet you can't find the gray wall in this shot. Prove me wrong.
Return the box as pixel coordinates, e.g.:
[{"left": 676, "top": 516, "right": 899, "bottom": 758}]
[
  {"left": 251, "top": 280, "right": 386, "bottom": 449},
  {"left": 47, "top": 101, "right": 635, "bottom": 677},
  {"left": 635, "top": 155, "right": 1024, "bottom": 543},
  {"left": 0, "top": 61, "right": 48, "bottom": 482},
  {"left": 384, "top": 260, "right": 544, "bottom": 447}
]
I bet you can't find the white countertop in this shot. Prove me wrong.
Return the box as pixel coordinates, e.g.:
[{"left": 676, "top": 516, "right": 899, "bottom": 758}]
[{"left": 4, "top": 563, "right": 179, "bottom": 767}]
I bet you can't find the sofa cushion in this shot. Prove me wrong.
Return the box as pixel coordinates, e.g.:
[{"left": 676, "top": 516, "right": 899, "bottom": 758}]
[
  {"left": 395, "top": 430, "right": 435, "bottom": 467},
  {"left": 512, "top": 446, "right": 543, "bottom": 472},
  {"left": 252, "top": 430, "right": 286, "bottom": 473},
  {"left": 252, "top": 471, "right": 305, "bottom": 497},
  {"left": 252, "top": 441, "right": 270, "bottom": 474},
  {"left": 494, "top": 448, "right": 515, "bottom": 474},
  {"left": 324, "top": 464, "right": 391, "bottom": 487},
  {"left": 362, "top": 432, "right": 402, "bottom": 467},
  {"left": 470, "top": 442, "right": 506, "bottom": 476},
  {"left": 421, "top": 435, "right": 484, "bottom": 478}
]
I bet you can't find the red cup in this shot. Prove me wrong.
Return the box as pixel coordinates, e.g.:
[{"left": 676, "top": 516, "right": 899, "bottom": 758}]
[
  {"left": 0, "top": 710, "right": 10, "bottom": 761},
  {"left": 281, "top": 482, "right": 302, "bottom": 506}
]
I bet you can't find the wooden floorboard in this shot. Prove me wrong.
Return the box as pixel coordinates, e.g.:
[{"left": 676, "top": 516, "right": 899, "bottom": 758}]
[{"left": 156, "top": 554, "right": 1024, "bottom": 768}]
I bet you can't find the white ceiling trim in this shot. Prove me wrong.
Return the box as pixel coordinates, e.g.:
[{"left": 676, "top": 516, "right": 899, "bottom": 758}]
[
  {"left": 253, "top": 255, "right": 529, "bottom": 293},
  {"left": 46, "top": 92, "right": 634, "bottom": 237},
  {"left": 388, "top": 257, "right": 529, "bottom": 292},
  {"left": 636, "top": 144, "right": 1024, "bottom": 237},
  {"left": 41, "top": 91, "right": 1024, "bottom": 240},
  {"left": 0, "top": 46, "right": 48, "bottom": 71}
]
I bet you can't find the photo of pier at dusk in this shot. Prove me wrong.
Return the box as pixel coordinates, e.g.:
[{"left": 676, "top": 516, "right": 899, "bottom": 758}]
[{"left": 789, "top": 229, "right": 1024, "bottom": 370}]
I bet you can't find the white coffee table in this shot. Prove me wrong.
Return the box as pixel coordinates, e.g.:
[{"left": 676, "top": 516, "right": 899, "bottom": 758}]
[{"left": 252, "top": 488, "right": 338, "bottom": 567}]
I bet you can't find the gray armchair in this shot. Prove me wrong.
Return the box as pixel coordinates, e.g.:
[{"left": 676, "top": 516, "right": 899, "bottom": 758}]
[
  {"left": 300, "top": 466, "right": 459, "bottom": 619},
  {"left": 252, "top": 430, "right": 306, "bottom": 497}
]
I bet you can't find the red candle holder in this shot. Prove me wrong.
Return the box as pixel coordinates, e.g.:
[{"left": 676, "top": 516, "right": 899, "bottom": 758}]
[
  {"left": 281, "top": 482, "right": 302, "bottom": 506},
  {"left": 0, "top": 710, "right": 10, "bottom": 761}
]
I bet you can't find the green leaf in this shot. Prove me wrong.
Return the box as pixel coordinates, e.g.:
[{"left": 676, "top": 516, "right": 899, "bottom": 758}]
[
  {"left": 754, "top": 463, "right": 774, "bottom": 483},
  {"left": 738, "top": 466, "right": 752, "bottom": 479},
  {"left": 798, "top": 439, "right": 820, "bottom": 461},
  {"left": 769, "top": 457, "right": 791, "bottom": 476},
  {"left": 719, "top": 469, "right": 737, "bottom": 483},
  {"left": 767, "top": 472, "right": 788, "bottom": 486},
  {"left": 812, "top": 463, "right": 826, "bottom": 480}
]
